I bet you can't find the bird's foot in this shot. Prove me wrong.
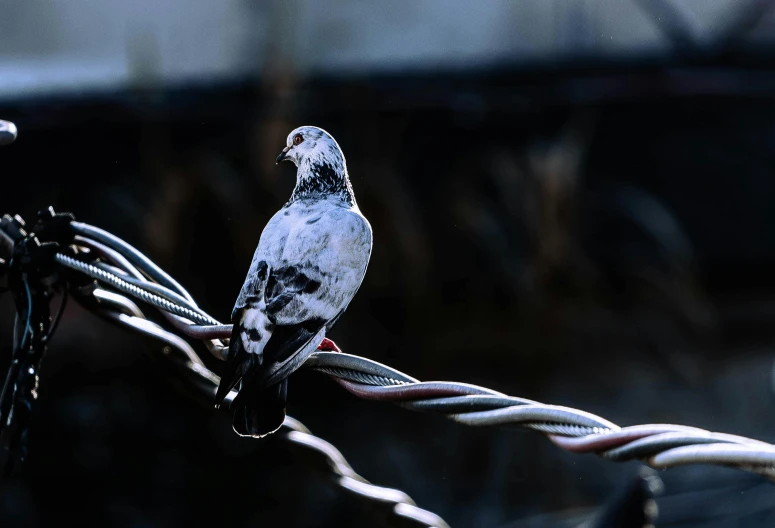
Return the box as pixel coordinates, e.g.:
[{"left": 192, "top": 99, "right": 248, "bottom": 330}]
[{"left": 317, "top": 338, "right": 340, "bottom": 352}]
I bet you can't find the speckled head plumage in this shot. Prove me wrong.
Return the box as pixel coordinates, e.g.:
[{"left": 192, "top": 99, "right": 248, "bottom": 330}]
[
  {"left": 276, "top": 126, "right": 342, "bottom": 169},
  {"left": 276, "top": 126, "right": 355, "bottom": 205}
]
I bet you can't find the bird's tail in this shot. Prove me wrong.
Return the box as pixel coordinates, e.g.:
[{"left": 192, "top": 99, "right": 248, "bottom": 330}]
[
  {"left": 231, "top": 378, "right": 288, "bottom": 437},
  {"left": 214, "top": 323, "right": 257, "bottom": 407}
]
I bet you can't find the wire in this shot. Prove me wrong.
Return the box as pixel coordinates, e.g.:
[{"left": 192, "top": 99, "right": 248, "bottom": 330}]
[
  {"left": 61, "top": 247, "right": 775, "bottom": 481},
  {"left": 37, "top": 220, "right": 775, "bottom": 524},
  {"left": 58, "top": 239, "right": 775, "bottom": 481},
  {"left": 54, "top": 225, "right": 775, "bottom": 485},
  {"left": 308, "top": 354, "right": 775, "bottom": 478},
  {"left": 55, "top": 253, "right": 219, "bottom": 326},
  {"left": 18, "top": 277, "right": 32, "bottom": 352},
  {"left": 70, "top": 222, "right": 196, "bottom": 304},
  {"left": 74, "top": 236, "right": 146, "bottom": 281},
  {"left": 45, "top": 289, "right": 68, "bottom": 342},
  {"left": 93, "top": 301, "right": 447, "bottom": 527},
  {"left": 69, "top": 237, "right": 228, "bottom": 355},
  {"left": 91, "top": 261, "right": 213, "bottom": 322},
  {"left": 168, "top": 323, "right": 232, "bottom": 340}
]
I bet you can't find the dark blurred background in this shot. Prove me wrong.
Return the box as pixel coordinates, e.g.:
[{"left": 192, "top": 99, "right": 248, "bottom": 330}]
[{"left": 1, "top": 1, "right": 775, "bottom": 526}]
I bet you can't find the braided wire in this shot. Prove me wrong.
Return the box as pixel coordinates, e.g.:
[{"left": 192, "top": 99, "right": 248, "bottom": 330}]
[
  {"left": 55, "top": 253, "right": 219, "bottom": 326},
  {"left": 70, "top": 222, "right": 195, "bottom": 303},
  {"left": 97, "top": 305, "right": 448, "bottom": 527},
  {"left": 54, "top": 241, "right": 447, "bottom": 526},
  {"left": 314, "top": 367, "right": 408, "bottom": 386},
  {"left": 526, "top": 423, "right": 603, "bottom": 437},
  {"left": 55, "top": 234, "right": 775, "bottom": 482},
  {"left": 91, "top": 260, "right": 207, "bottom": 317}
]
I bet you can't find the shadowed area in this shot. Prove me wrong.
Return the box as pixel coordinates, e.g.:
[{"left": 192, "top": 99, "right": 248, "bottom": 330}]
[{"left": 2, "top": 1, "right": 775, "bottom": 526}]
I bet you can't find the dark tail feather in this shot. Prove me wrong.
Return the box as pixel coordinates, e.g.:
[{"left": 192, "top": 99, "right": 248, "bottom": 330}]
[
  {"left": 231, "top": 379, "right": 288, "bottom": 437},
  {"left": 214, "top": 325, "right": 255, "bottom": 407}
]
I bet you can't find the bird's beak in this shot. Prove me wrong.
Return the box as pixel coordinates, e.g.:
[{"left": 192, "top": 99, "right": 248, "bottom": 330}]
[{"left": 276, "top": 146, "right": 290, "bottom": 164}]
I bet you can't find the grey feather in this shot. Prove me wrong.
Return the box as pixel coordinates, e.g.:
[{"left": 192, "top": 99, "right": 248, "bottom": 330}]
[{"left": 216, "top": 125, "right": 372, "bottom": 437}]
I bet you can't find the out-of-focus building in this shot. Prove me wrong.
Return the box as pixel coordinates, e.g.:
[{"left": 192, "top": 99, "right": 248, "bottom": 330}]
[{"left": 2, "top": 0, "right": 771, "bottom": 98}]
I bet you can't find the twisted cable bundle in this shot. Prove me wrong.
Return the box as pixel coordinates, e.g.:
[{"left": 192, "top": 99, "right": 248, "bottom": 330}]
[{"left": 51, "top": 221, "right": 775, "bottom": 526}]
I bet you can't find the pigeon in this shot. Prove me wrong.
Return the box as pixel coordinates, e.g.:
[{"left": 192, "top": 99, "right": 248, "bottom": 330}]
[{"left": 214, "top": 126, "right": 372, "bottom": 437}]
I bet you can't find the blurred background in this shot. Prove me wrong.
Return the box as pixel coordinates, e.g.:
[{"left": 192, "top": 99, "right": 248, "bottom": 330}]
[{"left": 1, "top": 1, "right": 775, "bottom": 526}]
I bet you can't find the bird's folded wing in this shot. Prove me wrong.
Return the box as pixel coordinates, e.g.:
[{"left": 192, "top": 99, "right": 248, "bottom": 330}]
[
  {"left": 228, "top": 263, "right": 345, "bottom": 396},
  {"left": 228, "top": 209, "right": 371, "bottom": 390},
  {"left": 242, "top": 324, "right": 328, "bottom": 392}
]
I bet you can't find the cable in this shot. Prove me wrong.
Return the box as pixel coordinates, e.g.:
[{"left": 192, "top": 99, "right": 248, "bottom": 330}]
[
  {"left": 94, "top": 299, "right": 448, "bottom": 527},
  {"left": 69, "top": 237, "right": 229, "bottom": 355},
  {"left": 18, "top": 277, "right": 32, "bottom": 352},
  {"left": 69, "top": 222, "right": 196, "bottom": 304},
  {"left": 53, "top": 224, "right": 775, "bottom": 483},
  {"left": 74, "top": 236, "right": 146, "bottom": 281},
  {"left": 91, "top": 261, "right": 213, "bottom": 322},
  {"left": 55, "top": 253, "right": 219, "bottom": 326},
  {"left": 45, "top": 289, "right": 68, "bottom": 342}
]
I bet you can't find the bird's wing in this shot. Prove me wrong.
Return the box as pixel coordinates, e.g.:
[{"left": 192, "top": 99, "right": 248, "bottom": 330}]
[{"left": 216, "top": 205, "right": 371, "bottom": 403}]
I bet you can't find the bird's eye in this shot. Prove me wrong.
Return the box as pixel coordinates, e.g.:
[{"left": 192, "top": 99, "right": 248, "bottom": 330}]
[{"left": 293, "top": 134, "right": 304, "bottom": 145}]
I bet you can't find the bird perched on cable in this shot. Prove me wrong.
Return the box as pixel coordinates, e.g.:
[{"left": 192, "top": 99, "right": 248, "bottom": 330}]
[{"left": 214, "top": 126, "right": 372, "bottom": 437}]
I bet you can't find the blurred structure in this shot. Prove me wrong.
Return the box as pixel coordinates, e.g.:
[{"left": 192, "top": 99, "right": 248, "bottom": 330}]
[
  {"left": 1, "top": 1, "right": 775, "bottom": 527},
  {"left": 2, "top": 0, "right": 775, "bottom": 99}
]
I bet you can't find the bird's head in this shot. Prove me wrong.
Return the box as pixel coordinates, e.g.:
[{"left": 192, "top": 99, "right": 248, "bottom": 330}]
[{"left": 276, "top": 126, "right": 344, "bottom": 170}]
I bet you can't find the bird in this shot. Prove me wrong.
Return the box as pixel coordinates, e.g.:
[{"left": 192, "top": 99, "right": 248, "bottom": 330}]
[{"left": 214, "top": 126, "right": 372, "bottom": 437}]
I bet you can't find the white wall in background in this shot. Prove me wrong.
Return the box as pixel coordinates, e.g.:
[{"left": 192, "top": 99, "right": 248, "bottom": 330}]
[
  {"left": 0, "top": 0, "right": 260, "bottom": 97},
  {"left": 0, "top": 0, "right": 758, "bottom": 98}
]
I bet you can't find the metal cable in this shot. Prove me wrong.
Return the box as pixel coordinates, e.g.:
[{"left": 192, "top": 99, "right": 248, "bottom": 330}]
[
  {"left": 91, "top": 261, "right": 214, "bottom": 322},
  {"left": 73, "top": 237, "right": 218, "bottom": 335},
  {"left": 68, "top": 237, "right": 229, "bottom": 354},
  {"left": 74, "top": 236, "right": 146, "bottom": 281},
  {"left": 93, "top": 299, "right": 448, "bottom": 527},
  {"left": 526, "top": 423, "right": 601, "bottom": 437},
  {"left": 55, "top": 253, "right": 219, "bottom": 326},
  {"left": 61, "top": 233, "right": 446, "bottom": 525},
  {"left": 54, "top": 228, "right": 775, "bottom": 483},
  {"left": 92, "top": 289, "right": 205, "bottom": 369},
  {"left": 314, "top": 367, "right": 408, "bottom": 387},
  {"left": 93, "top": 288, "right": 144, "bottom": 318},
  {"left": 69, "top": 222, "right": 196, "bottom": 304}
]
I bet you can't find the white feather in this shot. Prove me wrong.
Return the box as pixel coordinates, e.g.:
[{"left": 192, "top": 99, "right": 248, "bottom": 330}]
[{"left": 232, "top": 126, "right": 372, "bottom": 366}]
